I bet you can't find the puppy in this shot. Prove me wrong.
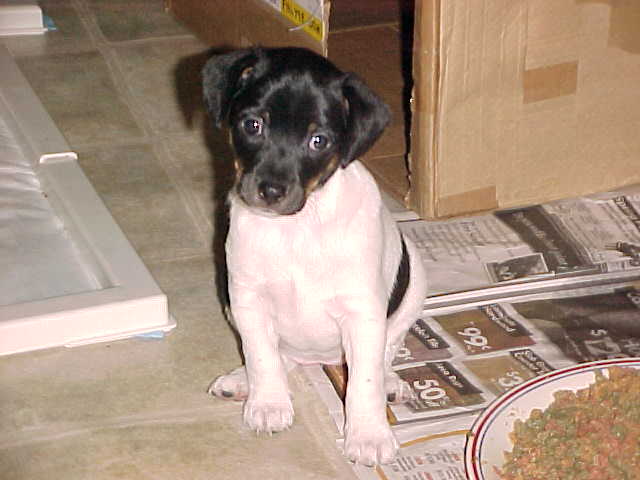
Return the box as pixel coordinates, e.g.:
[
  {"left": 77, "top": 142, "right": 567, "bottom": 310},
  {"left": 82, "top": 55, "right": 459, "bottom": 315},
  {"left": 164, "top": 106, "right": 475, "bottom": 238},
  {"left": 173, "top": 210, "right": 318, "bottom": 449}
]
[{"left": 203, "top": 47, "right": 427, "bottom": 466}]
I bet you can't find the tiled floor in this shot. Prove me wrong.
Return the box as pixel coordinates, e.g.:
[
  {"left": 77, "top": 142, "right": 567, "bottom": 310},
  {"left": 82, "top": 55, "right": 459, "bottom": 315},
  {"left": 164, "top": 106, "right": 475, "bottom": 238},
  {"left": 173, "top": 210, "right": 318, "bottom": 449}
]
[{"left": 0, "top": 1, "right": 361, "bottom": 478}]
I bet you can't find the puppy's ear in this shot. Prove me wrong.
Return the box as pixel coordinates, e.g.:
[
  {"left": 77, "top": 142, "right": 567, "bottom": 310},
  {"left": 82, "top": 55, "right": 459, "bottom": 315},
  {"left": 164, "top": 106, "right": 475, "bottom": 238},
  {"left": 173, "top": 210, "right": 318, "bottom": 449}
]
[
  {"left": 202, "top": 48, "right": 263, "bottom": 127},
  {"left": 338, "top": 73, "right": 391, "bottom": 167}
]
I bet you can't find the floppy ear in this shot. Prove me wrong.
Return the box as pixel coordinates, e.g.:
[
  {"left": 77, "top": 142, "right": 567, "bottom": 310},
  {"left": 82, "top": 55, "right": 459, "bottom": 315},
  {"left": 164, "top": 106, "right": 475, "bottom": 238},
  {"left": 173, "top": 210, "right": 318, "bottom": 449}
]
[
  {"left": 202, "top": 48, "right": 263, "bottom": 127},
  {"left": 338, "top": 73, "right": 391, "bottom": 167}
]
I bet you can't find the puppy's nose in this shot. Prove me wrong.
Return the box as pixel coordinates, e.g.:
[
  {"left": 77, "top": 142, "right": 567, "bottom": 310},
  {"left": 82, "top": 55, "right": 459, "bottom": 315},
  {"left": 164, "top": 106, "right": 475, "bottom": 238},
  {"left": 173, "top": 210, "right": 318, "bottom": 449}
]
[{"left": 257, "top": 181, "right": 287, "bottom": 204}]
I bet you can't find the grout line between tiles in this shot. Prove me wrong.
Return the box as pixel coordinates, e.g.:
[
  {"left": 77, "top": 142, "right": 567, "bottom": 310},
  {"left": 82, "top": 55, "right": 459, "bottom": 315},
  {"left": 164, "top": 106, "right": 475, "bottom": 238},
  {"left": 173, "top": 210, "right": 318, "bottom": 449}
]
[
  {"left": 0, "top": 404, "right": 239, "bottom": 450},
  {"left": 153, "top": 140, "right": 215, "bottom": 243},
  {"left": 71, "top": 0, "right": 205, "bottom": 147},
  {"left": 69, "top": 0, "right": 156, "bottom": 143},
  {"left": 147, "top": 252, "right": 215, "bottom": 267}
]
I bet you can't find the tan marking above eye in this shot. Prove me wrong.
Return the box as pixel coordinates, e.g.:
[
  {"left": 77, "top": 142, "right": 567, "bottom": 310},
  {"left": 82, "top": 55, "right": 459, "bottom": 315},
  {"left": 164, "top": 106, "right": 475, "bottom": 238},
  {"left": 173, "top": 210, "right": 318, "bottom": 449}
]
[{"left": 239, "top": 66, "right": 254, "bottom": 80}]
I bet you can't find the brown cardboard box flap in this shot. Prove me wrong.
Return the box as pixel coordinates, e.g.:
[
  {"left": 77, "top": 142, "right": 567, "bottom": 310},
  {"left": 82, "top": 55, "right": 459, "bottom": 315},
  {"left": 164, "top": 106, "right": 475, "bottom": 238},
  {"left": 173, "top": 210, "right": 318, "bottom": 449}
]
[{"left": 166, "top": 0, "right": 325, "bottom": 55}]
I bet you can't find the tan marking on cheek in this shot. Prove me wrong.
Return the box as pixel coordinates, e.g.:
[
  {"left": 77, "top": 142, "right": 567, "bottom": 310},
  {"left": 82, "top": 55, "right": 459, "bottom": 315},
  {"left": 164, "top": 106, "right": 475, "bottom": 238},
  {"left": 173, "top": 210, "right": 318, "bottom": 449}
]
[
  {"left": 233, "top": 157, "right": 242, "bottom": 172},
  {"left": 229, "top": 132, "right": 244, "bottom": 185},
  {"left": 304, "top": 155, "right": 340, "bottom": 196},
  {"left": 233, "top": 157, "right": 244, "bottom": 184}
]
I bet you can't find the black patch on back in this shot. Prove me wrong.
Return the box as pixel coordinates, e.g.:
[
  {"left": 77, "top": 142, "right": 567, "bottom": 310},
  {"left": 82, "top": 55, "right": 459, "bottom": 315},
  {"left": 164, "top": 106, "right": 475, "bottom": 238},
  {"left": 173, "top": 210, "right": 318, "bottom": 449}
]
[{"left": 387, "top": 236, "right": 410, "bottom": 318}]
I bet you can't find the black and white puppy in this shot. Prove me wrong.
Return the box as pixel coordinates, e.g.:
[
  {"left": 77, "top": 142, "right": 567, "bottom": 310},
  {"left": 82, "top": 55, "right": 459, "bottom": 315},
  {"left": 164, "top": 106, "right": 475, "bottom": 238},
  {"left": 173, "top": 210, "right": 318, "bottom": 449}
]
[{"left": 203, "top": 47, "right": 427, "bottom": 466}]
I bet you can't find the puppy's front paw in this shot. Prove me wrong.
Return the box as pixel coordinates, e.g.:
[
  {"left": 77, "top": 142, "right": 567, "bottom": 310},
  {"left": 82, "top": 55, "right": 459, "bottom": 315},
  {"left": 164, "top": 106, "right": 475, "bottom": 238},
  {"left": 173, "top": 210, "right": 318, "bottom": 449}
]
[
  {"left": 207, "top": 366, "right": 248, "bottom": 401},
  {"left": 344, "top": 421, "right": 399, "bottom": 466},
  {"left": 243, "top": 397, "right": 294, "bottom": 434}
]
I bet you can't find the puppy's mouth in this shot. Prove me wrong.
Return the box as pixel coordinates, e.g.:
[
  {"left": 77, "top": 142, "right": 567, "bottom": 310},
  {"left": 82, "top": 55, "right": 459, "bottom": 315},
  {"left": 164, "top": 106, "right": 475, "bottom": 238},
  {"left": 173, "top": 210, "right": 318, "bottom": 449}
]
[{"left": 236, "top": 173, "right": 306, "bottom": 216}]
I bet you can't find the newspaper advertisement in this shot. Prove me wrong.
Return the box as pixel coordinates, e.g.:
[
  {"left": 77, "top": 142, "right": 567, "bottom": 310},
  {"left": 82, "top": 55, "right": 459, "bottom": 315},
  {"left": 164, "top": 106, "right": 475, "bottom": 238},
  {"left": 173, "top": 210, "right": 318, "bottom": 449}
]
[
  {"left": 324, "top": 300, "right": 574, "bottom": 426},
  {"left": 307, "top": 279, "right": 640, "bottom": 480},
  {"left": 399, "top": 186, "right": 640, "bottom": 297}
]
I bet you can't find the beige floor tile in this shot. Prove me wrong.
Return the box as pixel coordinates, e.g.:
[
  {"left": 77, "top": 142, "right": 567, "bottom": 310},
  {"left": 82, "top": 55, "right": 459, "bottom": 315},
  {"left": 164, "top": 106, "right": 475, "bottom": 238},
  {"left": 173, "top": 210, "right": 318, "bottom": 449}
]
[
  {"left": 0, "top": 257, "right": 232, "bottom": 433},
  {"left": 77, "top": 144, "right": 209, "bottom": 262},
  {"left": 113, "top": 39, "right": 210, "bottom": 136},
  {"left": 160, "top": 131, "right": 235, "bottom": 235},
  {"left": 87, "top": 0, "right": 190, "bottom": 42},
  {"left": 0, "top": 404, "right": 349, "bottom": 480},
  {"left": 1, "top": 340, "right": 183, "bottom": 433},
  {"left": 16, "top": 51, "right": 144, "bottom": 147},
  {"left": 146, "top": 256, "right": 239, "bottom": 375}
]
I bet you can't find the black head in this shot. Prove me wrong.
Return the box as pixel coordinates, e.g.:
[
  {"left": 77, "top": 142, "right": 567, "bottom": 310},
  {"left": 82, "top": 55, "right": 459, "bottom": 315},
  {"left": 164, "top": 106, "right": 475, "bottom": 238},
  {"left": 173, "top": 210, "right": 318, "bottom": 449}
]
[{"left": 202, "top": 47, "right": 390, "bottom": 215}]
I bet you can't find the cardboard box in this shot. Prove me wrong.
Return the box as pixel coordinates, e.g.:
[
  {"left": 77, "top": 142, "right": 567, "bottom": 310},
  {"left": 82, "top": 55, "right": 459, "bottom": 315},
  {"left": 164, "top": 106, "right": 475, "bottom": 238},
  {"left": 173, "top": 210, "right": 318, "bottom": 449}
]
[
  {"left": 168, "top": 0, "right": 640, "bottom": 219},
  {"left": 411, "top": 0, "right": 640, "bottom": 218}
]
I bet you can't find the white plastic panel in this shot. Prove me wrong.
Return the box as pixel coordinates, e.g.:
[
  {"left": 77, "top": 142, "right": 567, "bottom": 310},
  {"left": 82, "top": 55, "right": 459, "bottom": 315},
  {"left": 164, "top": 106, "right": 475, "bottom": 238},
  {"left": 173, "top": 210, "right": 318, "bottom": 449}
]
[
  {"left": 0, "top": 46, "right": 174, "bottom": 355},
  {"left": 0, "top": 1, "right": 46, "bottom": 36}
]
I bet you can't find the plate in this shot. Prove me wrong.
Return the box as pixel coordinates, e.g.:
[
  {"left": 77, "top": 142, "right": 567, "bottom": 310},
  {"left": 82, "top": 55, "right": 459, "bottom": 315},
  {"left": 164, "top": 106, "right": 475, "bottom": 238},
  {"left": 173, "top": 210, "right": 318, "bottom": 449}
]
[{"left": 464, "top": 358, "right": 640, "bottom": 480}]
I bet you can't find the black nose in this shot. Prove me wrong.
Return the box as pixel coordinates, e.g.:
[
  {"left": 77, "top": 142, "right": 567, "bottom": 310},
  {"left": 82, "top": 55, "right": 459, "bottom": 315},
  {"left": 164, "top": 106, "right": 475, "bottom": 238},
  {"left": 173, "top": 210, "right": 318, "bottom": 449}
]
[{"left": 258, "top": 181, "right": 287, "bottom": 204}]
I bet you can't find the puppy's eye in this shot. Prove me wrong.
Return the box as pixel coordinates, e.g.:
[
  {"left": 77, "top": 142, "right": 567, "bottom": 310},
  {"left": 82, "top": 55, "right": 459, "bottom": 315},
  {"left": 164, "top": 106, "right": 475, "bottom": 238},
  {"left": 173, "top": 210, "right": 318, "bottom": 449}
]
[
  {"left": 242, "top": 118, "right": 263, "bottom": 136},
  {"left": 309, "top": 134, "right": 330, "bottom": 151}
]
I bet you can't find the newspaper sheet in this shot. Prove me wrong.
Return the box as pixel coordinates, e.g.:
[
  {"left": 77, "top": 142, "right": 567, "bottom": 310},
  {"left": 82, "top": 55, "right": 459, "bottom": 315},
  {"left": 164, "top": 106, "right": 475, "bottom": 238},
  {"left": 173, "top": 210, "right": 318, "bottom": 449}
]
[
  {"left": 305, "top": 184, "right": 640, "bottom": 479},
  {"left": 345, "top": 418, "right": 474, "bottom": 480},
  {"left": 399, "top": 185, "right": 640, "bottom": 298},
  {"left": 307, "top": 280, "right": 640, "bottom": 479}
]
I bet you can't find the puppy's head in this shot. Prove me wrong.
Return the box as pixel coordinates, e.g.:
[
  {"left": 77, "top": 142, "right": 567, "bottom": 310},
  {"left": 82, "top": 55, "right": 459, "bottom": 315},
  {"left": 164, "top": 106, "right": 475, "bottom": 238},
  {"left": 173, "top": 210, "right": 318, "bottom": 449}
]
[{"left": 202, "top": 47, "right": 390, "bottom": 215}]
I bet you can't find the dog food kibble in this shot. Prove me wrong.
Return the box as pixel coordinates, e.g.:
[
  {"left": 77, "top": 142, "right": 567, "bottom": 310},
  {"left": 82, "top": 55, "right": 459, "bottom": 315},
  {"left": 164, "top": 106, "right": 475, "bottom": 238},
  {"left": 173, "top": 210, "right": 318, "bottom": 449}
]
[{"left": 499, "top": 366, "right": 640, "bottom": 480}]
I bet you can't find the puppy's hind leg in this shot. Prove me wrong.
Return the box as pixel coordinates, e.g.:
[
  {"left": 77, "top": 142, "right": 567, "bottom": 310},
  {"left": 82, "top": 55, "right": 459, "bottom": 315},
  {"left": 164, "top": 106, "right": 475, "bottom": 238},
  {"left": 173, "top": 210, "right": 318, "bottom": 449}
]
[
  {"left": 384, "top": 239, "right": 427, "bottom": 405},
  {"left": 208, "top": 366, "right": 249, "bottom": 401},
  {"left": 208, "top": 305, "right": 251, "bottom": 401},
  {"left": 207, "top": 356, "right": 299, "bottom": 402}
]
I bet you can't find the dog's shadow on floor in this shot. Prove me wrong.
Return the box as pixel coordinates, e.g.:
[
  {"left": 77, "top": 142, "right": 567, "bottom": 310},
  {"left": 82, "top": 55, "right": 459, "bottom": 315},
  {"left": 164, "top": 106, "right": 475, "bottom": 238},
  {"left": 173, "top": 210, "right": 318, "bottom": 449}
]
[{"left": 173, "top": 47, "right": 242, "bottom": 356}]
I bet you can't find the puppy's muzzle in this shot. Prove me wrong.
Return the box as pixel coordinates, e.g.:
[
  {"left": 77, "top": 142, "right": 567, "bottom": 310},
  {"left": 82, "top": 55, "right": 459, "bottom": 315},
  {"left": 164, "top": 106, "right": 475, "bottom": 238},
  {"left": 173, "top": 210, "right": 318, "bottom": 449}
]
[{"left": 237, "top": 171, "right": 306, "bottom": 216}]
